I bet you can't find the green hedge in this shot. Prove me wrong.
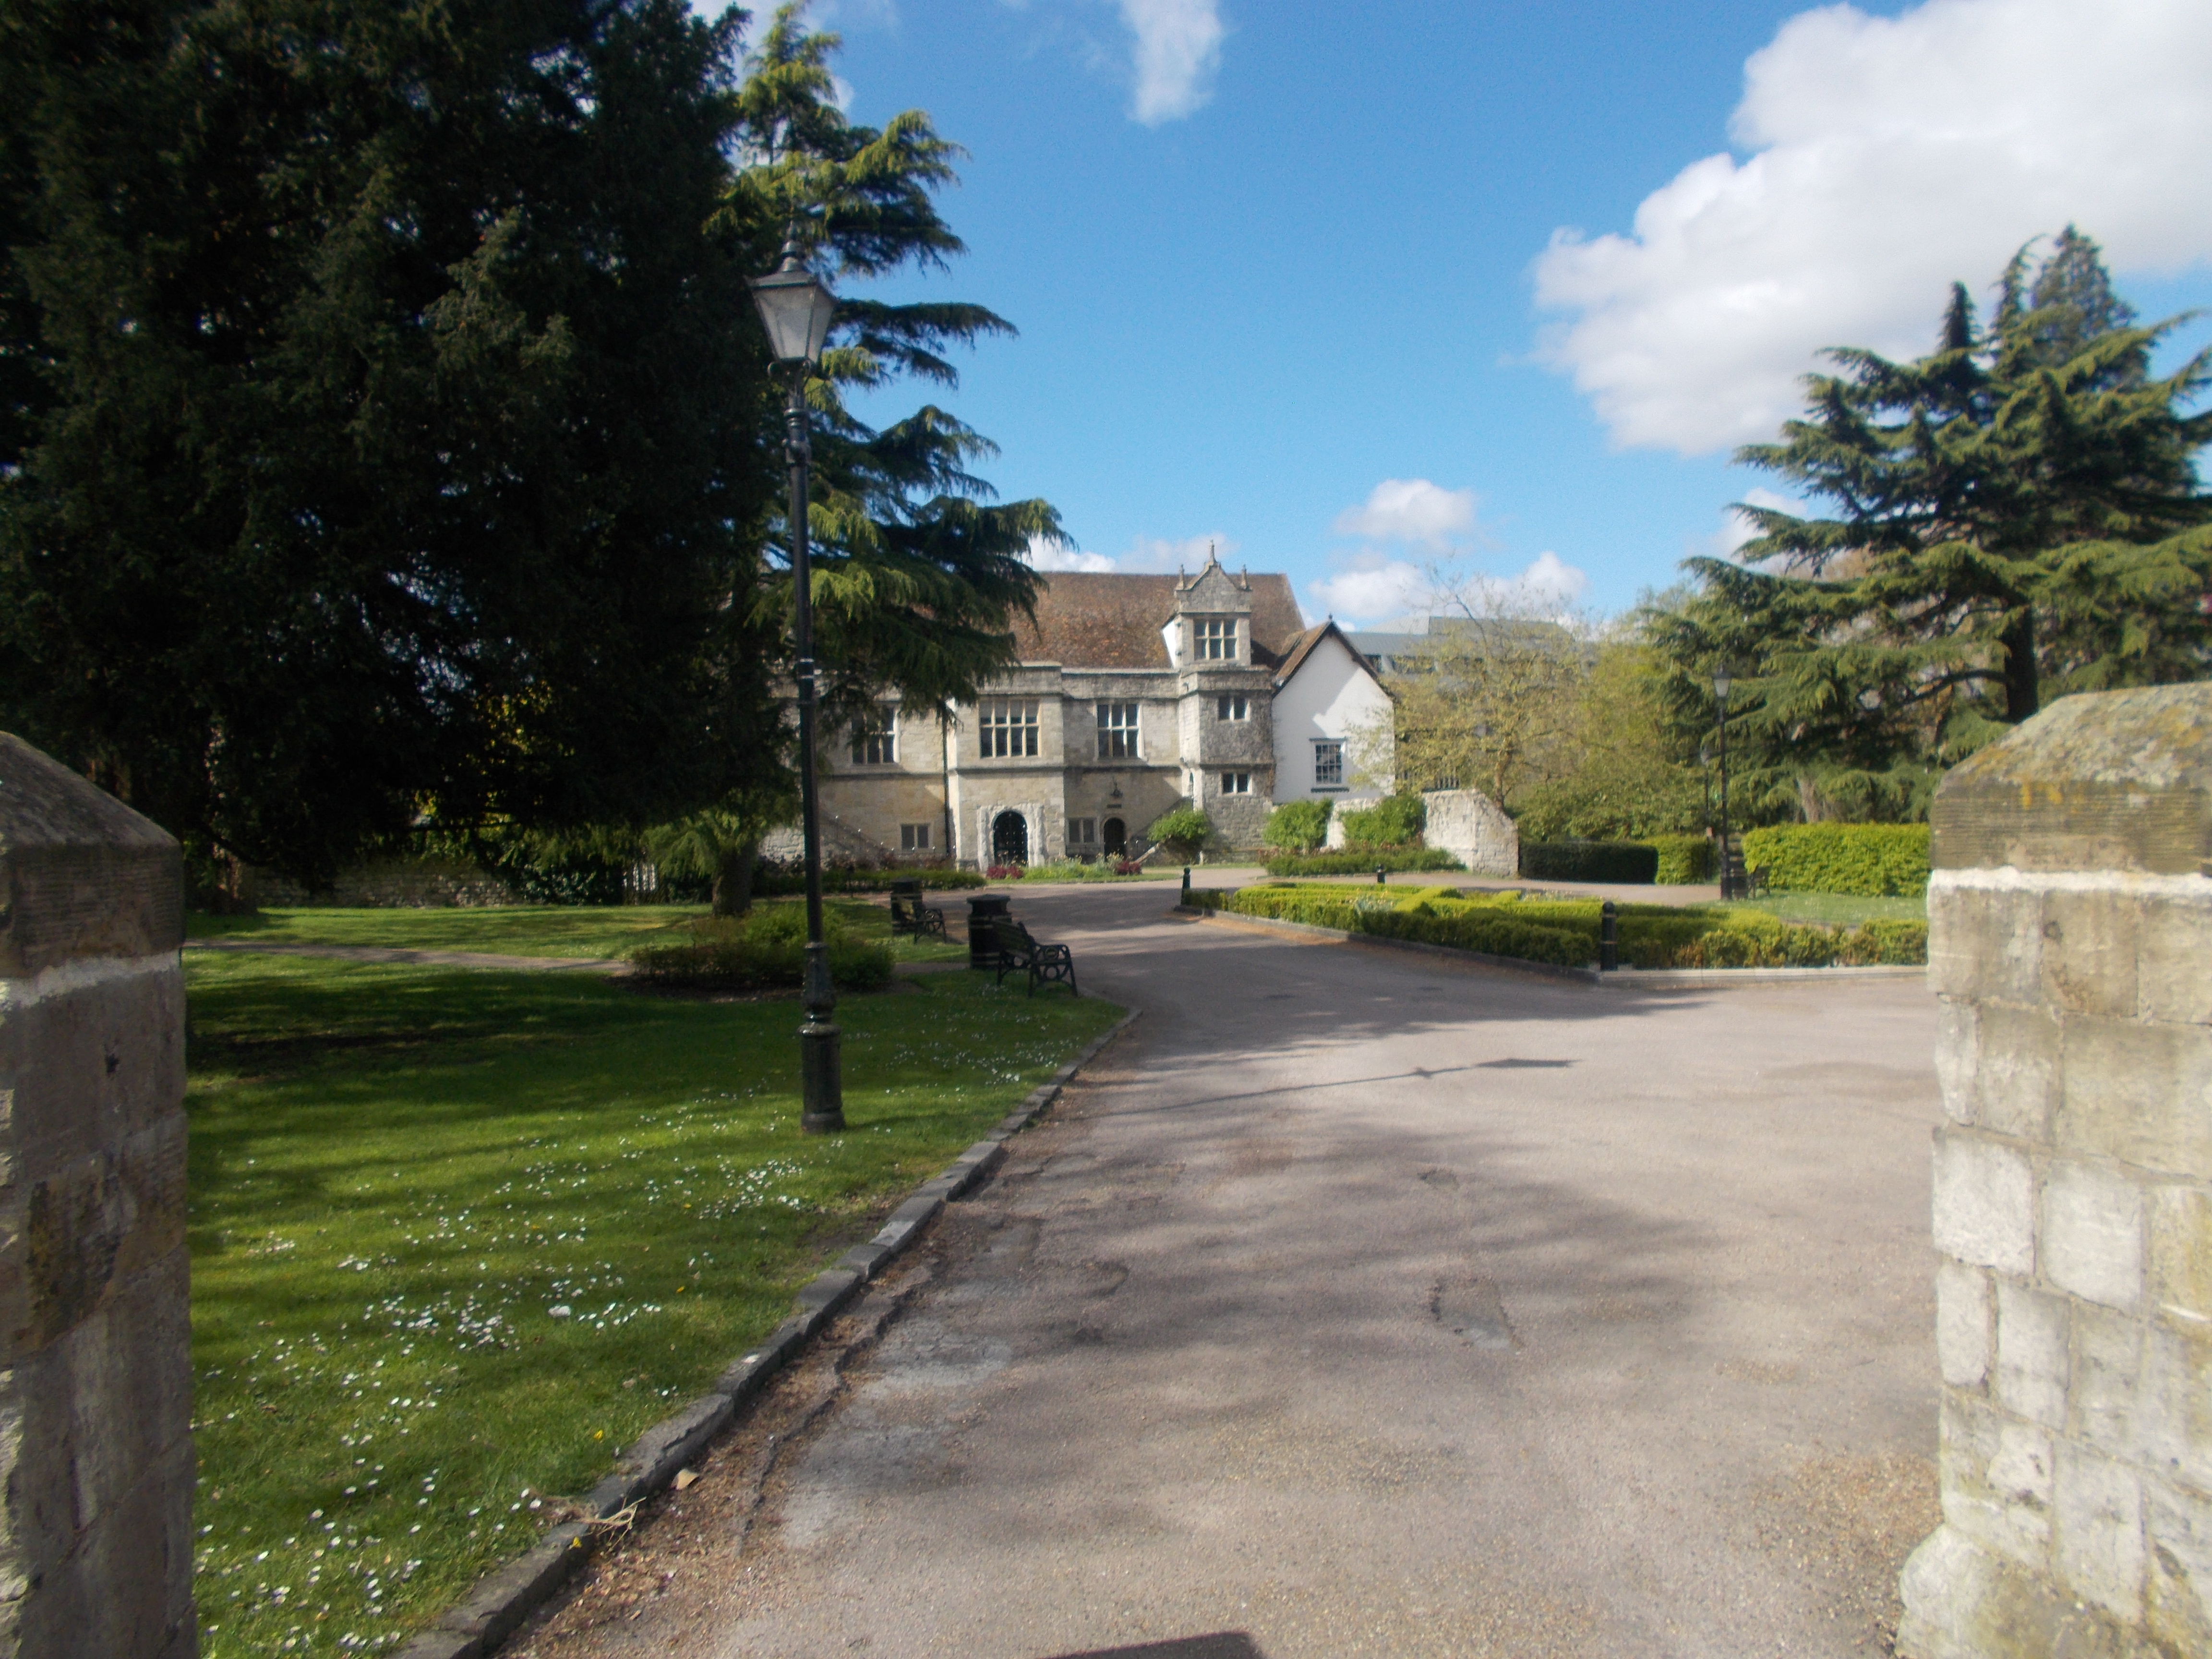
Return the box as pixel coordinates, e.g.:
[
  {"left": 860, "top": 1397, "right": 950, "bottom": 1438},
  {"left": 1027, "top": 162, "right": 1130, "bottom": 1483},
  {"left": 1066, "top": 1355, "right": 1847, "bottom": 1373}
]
[
  {"left": 1147, "top": 807, "right": 1214, "bottom": 860},
  {"left": 1649, "top": 834, "right": 1711, "bottom": 885},
  {"left": 1356, "top": 903, "right": 1593, "bottom": 968},
  {"left": 1337, "top": 794, "right": 1424, "bottom": 846},
  {"left": 1262, "top": 800, "right": 1331, "bottom": 852},
  {"left": 1740, "top": 823, "right": 1930, "bottom": 897},
  {"left": 628, "top": 907, "right": 894, "bottom": 990},
  {"left": 1260, "top": 848, "right": 1464, "bottom": 877},
  {"left": 1193, "top": 882, "right": 1926, "bottom": 972},
  {"left": 1518, "top": 841, "right": 1659, "bottom": 884}
]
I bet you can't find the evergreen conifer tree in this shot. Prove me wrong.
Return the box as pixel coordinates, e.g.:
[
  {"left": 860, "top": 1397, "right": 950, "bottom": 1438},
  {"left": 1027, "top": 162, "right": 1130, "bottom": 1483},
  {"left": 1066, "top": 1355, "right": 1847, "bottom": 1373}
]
[
  {"left": 1644, "top": 231, "right": 2212, "bottom": 821},
  {"left": 722, "top": 6, "right": 1058, "bottom": 727}
]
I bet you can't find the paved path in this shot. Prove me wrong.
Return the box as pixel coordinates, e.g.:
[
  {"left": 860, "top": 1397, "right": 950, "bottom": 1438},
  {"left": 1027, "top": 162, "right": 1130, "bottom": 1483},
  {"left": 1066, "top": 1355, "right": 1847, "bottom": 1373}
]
[{"left": 520, "top": 883, "right": 1944, "bottom": 1659}]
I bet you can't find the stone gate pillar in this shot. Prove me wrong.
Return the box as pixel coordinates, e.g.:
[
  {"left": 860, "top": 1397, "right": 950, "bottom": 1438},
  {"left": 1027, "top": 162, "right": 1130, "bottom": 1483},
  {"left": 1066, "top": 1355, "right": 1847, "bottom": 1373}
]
[
  {"left": 1898, "top": 684, "right": 2212, "bottom": 1658},
  {"left": 0, "top": 734, "right": 193, "bottom": 1656}
]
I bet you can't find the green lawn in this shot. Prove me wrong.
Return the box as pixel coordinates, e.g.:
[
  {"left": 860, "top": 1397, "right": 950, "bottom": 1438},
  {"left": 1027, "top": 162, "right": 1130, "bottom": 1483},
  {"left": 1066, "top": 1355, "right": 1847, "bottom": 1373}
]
[
  {"left": 188, "top": 953, "right": 1117, "bottom": 1657},
  {"left": 186, "top": 897, "right": 970, "bottom": 965},
  {"left": 1725, "top": 890, "right": 1928, "bottom": 926}
]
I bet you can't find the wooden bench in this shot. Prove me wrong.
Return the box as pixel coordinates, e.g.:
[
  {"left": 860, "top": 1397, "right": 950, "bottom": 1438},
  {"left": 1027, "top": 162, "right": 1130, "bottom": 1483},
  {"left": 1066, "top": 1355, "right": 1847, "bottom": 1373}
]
[
  {"left": 888, "top": 884, "right": 946, "bottom": 939},
  {"left": 986, "top": 918, "right": 1078, "bottom": 998}
]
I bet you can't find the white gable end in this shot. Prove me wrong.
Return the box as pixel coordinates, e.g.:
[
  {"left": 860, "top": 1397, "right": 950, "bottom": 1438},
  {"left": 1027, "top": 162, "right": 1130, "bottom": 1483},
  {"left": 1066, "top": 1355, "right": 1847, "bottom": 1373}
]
[{"left": 1273, "top": 632, "right": 1392, "bottom": 799}]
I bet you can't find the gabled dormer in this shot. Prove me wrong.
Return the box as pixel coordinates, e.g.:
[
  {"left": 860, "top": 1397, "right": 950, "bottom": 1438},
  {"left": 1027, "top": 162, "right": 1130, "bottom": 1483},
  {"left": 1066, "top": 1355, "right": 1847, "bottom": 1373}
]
[{"left": 1161, "top": 555, "right": 1252, "bottom": 668}]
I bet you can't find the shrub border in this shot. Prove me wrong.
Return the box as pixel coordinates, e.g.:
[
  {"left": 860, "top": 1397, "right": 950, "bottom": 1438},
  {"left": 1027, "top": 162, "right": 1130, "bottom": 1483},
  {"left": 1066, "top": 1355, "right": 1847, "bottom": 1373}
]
[
  {"left": 1177, "top": 903, "right": 1928, "bottom": 988},
  {"left": 1178, "top": 902, "right": 1600, "bottom": 984},
  {"left": 393, "top": 1006, "right": 1142, "bottom": 1659}
]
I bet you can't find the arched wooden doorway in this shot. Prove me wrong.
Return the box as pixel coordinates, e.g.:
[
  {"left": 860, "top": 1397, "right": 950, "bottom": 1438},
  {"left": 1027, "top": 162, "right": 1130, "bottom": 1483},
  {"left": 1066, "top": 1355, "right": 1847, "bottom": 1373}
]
[
  {"left": 991, "top": 810, "right": 1029, "bottom": 866},
  {"left": 1102, "top": 817, "right": 1127, "bottom": 858}
]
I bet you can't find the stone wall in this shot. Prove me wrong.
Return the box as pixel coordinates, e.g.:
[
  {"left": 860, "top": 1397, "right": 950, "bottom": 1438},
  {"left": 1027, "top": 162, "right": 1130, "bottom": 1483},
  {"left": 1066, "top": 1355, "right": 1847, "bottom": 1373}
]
[
  {"left": 1897, "top": 684, "right": 2212, "bottom": 1659},
  {"left": 0, "top": 734, "right": 195, "bottom": 1657},
  {"left": 1421, "top": 789, "right": 1519, "bottom": 877}
]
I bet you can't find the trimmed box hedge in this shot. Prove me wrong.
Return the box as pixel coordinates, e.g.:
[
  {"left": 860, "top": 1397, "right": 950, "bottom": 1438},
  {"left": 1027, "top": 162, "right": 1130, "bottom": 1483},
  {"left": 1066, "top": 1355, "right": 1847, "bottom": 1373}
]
[
  {"left": 1518, "top": 841, "right": 1660, "bottom": 884},
  {"left": 1189, "top": 882, "right": 1925, "bottom": 972},
  {"left": 1739, "top": 823, "right": 1930, "bottom": 897}
]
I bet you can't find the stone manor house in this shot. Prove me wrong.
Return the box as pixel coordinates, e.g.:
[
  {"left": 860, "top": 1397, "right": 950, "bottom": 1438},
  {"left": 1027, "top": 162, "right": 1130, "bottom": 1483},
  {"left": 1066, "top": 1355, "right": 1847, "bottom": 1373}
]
[{"left": 781, "top": 556, "right": 1393, "bottom": 868}]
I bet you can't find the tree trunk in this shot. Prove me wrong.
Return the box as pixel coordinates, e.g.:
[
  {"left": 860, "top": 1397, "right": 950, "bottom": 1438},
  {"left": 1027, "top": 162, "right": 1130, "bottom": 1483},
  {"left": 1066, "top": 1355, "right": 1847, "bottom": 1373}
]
[
  {"left": 710, "top": 842, "right": 759, "bottom": 918},
  {"left": 2002, "top": 612, "right": 2041, "bottom": 722}
]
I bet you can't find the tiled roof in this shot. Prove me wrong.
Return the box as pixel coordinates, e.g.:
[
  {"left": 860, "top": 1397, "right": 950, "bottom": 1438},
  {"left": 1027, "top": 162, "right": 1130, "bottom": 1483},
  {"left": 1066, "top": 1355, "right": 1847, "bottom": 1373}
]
[{"left": 1011, "top": 571, "right": 1308, "bottom": 670}]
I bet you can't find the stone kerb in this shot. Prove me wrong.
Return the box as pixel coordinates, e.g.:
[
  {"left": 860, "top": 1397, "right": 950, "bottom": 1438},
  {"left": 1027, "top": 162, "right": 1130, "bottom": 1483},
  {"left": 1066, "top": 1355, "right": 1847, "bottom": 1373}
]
[
  {"left": 0, "top": 733, "right": 194, "bottom": 1658},
  {"left": 1897, "top": 685, "right": 2212, "bottom": 1659}
]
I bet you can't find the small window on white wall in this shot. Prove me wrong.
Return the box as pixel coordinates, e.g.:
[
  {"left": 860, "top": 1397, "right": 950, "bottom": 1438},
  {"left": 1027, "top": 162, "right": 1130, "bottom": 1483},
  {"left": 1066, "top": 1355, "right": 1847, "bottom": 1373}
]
[{"left": 1313, "top": 740, "right": 1344, "bottom": 787}]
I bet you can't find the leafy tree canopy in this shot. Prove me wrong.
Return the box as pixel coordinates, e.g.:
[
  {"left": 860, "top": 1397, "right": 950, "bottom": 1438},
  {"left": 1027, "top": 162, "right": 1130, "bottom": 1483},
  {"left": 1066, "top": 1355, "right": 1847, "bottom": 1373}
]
[
  {"left": 0, "top": 0, "right": 783, "bottom": 880},
  {"left": 0, "top": 0, "right": 1054, "bottom": 882},
  {"left": 1643, "top": 228, "right": 2212, "bottom": 823}
]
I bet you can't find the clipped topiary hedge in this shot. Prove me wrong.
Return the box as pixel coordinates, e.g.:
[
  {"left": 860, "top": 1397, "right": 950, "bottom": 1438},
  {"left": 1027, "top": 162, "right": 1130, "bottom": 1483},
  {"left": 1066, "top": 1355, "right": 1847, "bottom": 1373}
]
[
  {"left": 1355, "top": 903, "right": 1593, "bottom": 969},
  {"left": 1649, "top": 834, "right": 1711, "bottom": 886},
  {"left": 1261, "top": 847, "right": 1464, "bottom": 877},
  {"left": 1740, "top": 823, "right": 1930, "bottom": 897},
  {"left": 1518, "top": 841, "right": 1660, "bottom": 884}
]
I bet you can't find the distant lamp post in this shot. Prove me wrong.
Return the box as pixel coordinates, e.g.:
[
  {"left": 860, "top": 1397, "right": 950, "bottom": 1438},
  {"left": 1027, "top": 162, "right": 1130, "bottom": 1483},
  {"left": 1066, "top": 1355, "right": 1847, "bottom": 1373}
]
[
  {"left": 1712, "top": 665, "right": 1734, "bottom": 901},
  {"left": 1698, "top": 739, "right": 1715, "bottom": 878},
  {"left": 750, "top": 236, "right": 842, "bottom": 1134}
]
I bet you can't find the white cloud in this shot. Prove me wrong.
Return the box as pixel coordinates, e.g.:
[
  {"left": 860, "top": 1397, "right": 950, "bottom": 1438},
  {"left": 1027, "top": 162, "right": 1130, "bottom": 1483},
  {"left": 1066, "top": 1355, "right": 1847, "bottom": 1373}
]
[
  {"left": 1308, "top": 555, "right": 1429, "bottom": 626},
  {"left": 1022, "top": 533, "right": 1117, "bottom": 573},
  {"left": 1533, "top": 0, "right": 2212, "bottom": 455},
  {"left": 1331, "top": 479, "right": 1479, "bottom": 549},
  {"left": 1697, "top": 487, "right": 1802, "bottom": 562},
  {"left": 1120, "top": 0, "right": 1224, "bottom": 125},
  {"left": 1498, "top": 551, "right": 1589, "bottom": 612}
]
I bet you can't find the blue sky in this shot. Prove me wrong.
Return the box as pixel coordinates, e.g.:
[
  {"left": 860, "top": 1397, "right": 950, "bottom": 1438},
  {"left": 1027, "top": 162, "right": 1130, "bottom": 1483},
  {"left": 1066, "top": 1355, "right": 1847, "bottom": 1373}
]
[{"left": 743, "top": 0, "right": 2212, "bottom": 626}]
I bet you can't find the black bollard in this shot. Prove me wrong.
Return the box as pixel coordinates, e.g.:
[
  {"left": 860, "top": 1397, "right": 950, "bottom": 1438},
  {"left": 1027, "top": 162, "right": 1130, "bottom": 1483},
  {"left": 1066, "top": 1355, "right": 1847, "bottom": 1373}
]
[
  {"left": 1181, "top": 865, "right": 1191, "bottom": 904},
  {"left": 1375, "top": 866, "right": 1386, "bottom": 886},
  {"left": 1599, "top": 900, "right": 1618, "bottom": 972}
]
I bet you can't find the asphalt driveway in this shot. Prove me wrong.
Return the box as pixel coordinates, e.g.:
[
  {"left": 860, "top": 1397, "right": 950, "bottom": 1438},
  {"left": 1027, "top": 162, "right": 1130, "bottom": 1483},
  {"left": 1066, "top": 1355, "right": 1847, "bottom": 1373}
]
[{"left": 519, "top": 882, "right": 1945, "bottom": 1659}]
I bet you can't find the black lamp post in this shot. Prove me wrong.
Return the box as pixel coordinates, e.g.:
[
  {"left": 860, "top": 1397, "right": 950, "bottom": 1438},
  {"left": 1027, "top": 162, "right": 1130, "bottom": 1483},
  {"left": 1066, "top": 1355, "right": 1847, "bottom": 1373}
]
[
  {"left": 1712, "top": 665, "right": 1733, "bottom": 901},
  {"left": 750, "top": 236, "right": 843, "bottom": 1134}
]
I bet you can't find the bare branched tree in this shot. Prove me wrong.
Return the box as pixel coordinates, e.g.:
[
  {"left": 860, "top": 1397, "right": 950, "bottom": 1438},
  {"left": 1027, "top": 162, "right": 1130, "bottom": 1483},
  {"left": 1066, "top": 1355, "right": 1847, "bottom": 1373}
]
[{"left": 1348, "top": 565, "right": 1594, "bottom": 805}]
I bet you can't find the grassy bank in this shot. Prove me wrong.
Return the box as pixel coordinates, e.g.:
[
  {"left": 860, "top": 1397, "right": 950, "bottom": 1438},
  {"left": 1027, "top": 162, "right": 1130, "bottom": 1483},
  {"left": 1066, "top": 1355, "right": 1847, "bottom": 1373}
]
[{"left": 188, "top": 953, "right": 1117, "bottom": 1657}]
